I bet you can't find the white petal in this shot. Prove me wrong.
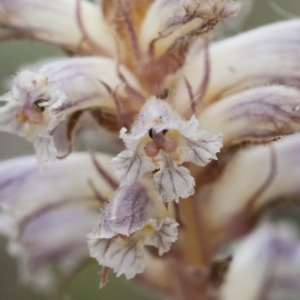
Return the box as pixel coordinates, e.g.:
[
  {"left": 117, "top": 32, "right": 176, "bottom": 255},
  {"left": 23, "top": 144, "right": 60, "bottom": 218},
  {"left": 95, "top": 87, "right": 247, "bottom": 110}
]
[
  {"left": 111, "top": 150, "right": 155, "bottom": 187},
  {"left": 0, "top": 0, "right": 115, "bottom": 55},
  {"left": 153, "top": 155, "right": 195, "bottom": 202},
  {"left": 145, "top": 218, "right": 179, "bottom": 256},
  {"left": 88, "top": 236, "right": 145, "bottom": 279}
]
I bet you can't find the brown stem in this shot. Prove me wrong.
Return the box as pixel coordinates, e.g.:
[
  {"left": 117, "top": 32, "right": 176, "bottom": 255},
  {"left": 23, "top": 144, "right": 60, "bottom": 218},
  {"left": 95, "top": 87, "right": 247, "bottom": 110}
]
[{"left": 168, "top": 196, "right": 212, "bottom": 300}]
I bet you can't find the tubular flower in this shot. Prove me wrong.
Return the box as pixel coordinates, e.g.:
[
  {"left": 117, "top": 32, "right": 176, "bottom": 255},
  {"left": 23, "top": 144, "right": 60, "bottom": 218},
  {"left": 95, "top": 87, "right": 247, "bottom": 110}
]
[
  {"left": 88, "top": 181, "right": 179, "bottom": 279},
  {"left": 1, "top": 1, "right": 300, "bottom": 300},
  {"left": 0, "top": 57, "right": 143, "bottom": 164},
  {"left": 222, "top": 223, "right": 300, "bottom": 300},
  {"left": 0, "top": 153, "right": 115, "bottom": 288},
  {"left": 111, "top": 98, "right": 222, "bottom": 203}
]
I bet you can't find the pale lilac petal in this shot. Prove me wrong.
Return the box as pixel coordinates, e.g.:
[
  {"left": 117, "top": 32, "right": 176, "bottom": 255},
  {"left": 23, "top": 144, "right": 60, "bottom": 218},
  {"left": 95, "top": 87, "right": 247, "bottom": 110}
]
[
  {"left": 0, "top": 0, "right": 115, "bottom": 55},
  {"left": 11, "top": 206, "right": 98, "bottom": 288},
  {"left": 140, "top": 0, "right": 240, "bottom": 56},
  {"left": 198, "top": 85, "right": 300, "bottom": 147},
  {"left": 91, "top": 183, "right": 152, "bottom": 238},
  {"left": 174, "top": 19, "right": 300, "bottom": 110},
  {"left": 222, "top": 223, "right": 300, "bottom": 300},
  {"left": 0, "top": 153, "right": 115, "bottom": 211},
  {"left": 0, "top": 152, "right": 116, "bottom": 288},
  {"left": 205, "top": 133, "right": 300, "bottom": 228}
]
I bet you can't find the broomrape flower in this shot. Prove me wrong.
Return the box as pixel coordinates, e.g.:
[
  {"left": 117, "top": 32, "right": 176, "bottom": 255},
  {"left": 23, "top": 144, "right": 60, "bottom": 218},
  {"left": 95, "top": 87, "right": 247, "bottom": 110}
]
[{"left": 1, "top": 0, "right": 300, "bottom": 299}]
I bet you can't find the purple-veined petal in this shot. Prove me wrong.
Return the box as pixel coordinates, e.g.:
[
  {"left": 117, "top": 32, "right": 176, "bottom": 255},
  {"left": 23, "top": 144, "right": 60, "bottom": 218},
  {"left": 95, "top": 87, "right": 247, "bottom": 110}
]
[
  {"left": 140, "top": 0, "right": 240, "bottom": 56},
  {"left": 222, "top": 223, "right": 300, "bottom": 300},
  {"left": 0, "top": 152, "right": 117, "bottom": 288},
  {"left": 0, "top": 0, "right": 115, "bottom": 55},
  {"left": 91, "top": 182, "right": 153, "bottom": 238},
  {"left": 153, "top": 154, "right": 195, "bottom": 203},
  {"left": 10, "top": 206, "right": 98, "bottom": 288},
  {"left": 88, "top": 216, "right": 179, "bottom": 279},
  {"left": 0, "top": 152, "right": 115, "bottom": 211},
  {"left": 111, "top": 148, "right": 155, "bottom": 187},
  {"left": 198, "top": 85, "right": 300, "bottom": 147},
  {"left": 88, "top": 236, "right": 145, "bottom": 279},
  {"left": 145, "top": 217, "right": 179, "bottom": 256},
  {"left": 0, "top": 57, "right": 142, "bottom": 164},
  {"left": 177, "top": 128, "right": 223, "bottom": 166},
  {"left": 88, "top": 181, "right": 178, "bottom": 279},
  {"left": 174, "top": 19, "right": 300, "bottom": 111},
  {"left": 88, "top": 218, "right": 178, "bottom": 280},
  {"left": 204, "top": 133, "right": 300, "bottom": 228}
]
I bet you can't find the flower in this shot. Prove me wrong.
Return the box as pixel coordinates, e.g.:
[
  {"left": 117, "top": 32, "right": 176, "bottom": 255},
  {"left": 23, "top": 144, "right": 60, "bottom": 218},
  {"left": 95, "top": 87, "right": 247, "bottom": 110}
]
[
  {"left": 1, "top": 1, "right": 300, "bottom": 299},
  {"left": 222, "top": 223, "right": 300, "bottom": 300},
  {"left": 111, "top": 97, "right": 222, "bottom": 203},
  {"left": 0, "top": 153, "right": 115, "bottom": 288},
  {"left": 88, "top": 181, "right": 179, "bottom": 279}
]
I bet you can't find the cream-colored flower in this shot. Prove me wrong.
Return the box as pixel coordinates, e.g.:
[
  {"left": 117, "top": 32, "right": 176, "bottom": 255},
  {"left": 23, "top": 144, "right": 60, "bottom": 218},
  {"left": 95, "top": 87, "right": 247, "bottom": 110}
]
[
  {"left": 88, "top": 181, "right": 178, "bottom": 278},
  {"left": 112, "top": 98, "right": 222, "bottom": 203}
]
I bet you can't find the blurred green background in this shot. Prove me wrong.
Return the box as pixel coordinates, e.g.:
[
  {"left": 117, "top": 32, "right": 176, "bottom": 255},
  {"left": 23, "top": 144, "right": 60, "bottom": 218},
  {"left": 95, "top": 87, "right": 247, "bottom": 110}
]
[{"left": 0, "top": 0, "right": 300, "bottom": 299}]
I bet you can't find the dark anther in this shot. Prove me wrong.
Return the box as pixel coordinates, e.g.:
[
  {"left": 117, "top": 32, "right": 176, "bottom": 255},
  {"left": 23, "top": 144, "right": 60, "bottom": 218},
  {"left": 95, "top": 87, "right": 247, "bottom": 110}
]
[
  {"left": 33, "top": 99, "right": 47, "bottom": 113},
  {"left": 148, "top": 128, "right": 153, "bottom": 139},
  {"left": 149, "top": 128, "right": 168, "bottom": 139}
]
